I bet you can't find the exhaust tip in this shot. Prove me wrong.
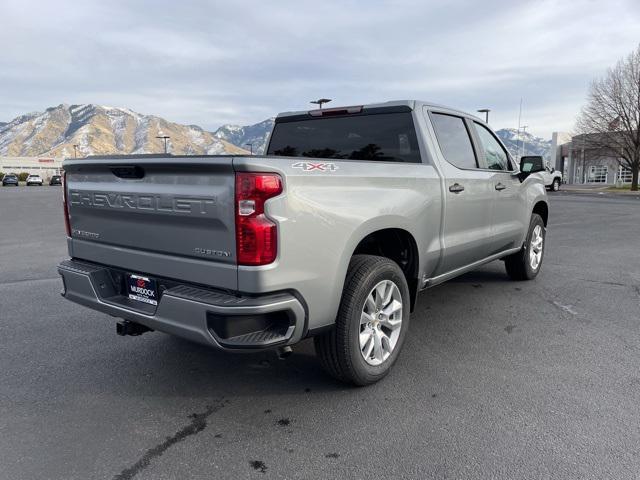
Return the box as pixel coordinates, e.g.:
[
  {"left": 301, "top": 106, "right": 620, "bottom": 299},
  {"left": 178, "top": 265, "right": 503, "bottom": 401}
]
[
  {"left": 116, "top": 320, "right": 153, "bottom": 336},
  {"left": 276, "top": 346, "right": 293, "bottom": 360}
]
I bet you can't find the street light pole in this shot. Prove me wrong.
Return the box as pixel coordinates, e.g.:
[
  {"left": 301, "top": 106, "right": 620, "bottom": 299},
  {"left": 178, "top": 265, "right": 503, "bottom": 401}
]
[
  {"left": 477, "top": 108, "right": 490, "bottom": 123},
  {"left": 520, "top": 125, "right": 528, "bottom": 158},
  {"left": 245, "top": 143, "right": 253, "bottom": 155},
  {"left": 516, "top": 98, "right": 523, "bottom": 160},
  {"left": 73, "top": 144, "right": 79, "bottom": 158},
  {"left": 155, "top": 136, "right": 170, "bottom": 154},
  {"left": 310, "top": 98, "right": 332, "bottom": 109}
]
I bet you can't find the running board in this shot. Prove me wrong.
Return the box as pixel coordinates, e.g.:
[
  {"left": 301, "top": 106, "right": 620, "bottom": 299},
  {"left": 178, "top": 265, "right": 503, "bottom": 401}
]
[{"left": 421, "top": 247, "right": 522, "bottom": 289}]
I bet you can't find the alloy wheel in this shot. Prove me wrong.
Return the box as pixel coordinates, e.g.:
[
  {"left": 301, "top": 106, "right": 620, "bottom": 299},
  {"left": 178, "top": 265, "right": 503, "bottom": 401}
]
[
  {"left": 529, "top": 225, "right": 544, "bottom": 270},
  {"left": 359, "top": 280, "right": 403, "bottom": 366}
]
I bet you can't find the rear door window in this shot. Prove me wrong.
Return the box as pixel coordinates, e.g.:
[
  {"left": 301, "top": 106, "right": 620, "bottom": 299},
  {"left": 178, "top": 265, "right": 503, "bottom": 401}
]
[
  {"left": 267, "top": 112, "right": 421, "bottom": 163},
  {"left": 430, "top": 113, "right": 478, "bottom": 169}
]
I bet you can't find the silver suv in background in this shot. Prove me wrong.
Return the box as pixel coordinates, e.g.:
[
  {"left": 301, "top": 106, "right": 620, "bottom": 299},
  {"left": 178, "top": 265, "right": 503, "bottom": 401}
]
[
  {"left": 2, "top": 174, "right": 19, "bottom": 186},
  {"left": 58, "top": 100, "right": 549, "bottom": 385}
]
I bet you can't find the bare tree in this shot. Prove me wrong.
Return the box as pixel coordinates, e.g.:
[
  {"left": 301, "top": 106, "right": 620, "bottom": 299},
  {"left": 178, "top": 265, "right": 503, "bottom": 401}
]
[{"left": 575, "top": 44, "right": 640, "bottom": 190}]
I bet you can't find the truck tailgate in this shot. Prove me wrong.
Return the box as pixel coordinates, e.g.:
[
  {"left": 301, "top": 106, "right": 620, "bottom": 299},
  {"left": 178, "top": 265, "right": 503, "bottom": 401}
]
[{"left": 64, "top": 156, "right": 238, "bottom": 290}]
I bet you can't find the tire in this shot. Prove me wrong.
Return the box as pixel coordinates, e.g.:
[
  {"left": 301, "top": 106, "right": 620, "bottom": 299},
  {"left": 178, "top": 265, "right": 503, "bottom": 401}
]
[
  {"left": 504, "top": 213, "right": 545, "bottom": 280},
  {"left": 314, "top": 255, "right": 410, "bottom": 386},
  {"left": 552, "top": 179, "right": 560, "bottom": 191}
]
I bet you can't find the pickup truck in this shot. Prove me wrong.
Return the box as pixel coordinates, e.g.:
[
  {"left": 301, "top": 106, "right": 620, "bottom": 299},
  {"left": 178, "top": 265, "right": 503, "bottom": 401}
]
[
  {"left": 521, "top": 155, "right": 562, "bottom": 191},
  {"left": 58, "top": 100, "right": 549, "bottom": 385}
]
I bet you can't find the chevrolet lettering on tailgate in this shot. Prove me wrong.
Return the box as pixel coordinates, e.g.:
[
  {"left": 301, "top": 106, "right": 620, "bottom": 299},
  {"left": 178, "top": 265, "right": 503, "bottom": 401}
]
[{"left": 69, "top": 190, "right": 216, "bottom": 215}]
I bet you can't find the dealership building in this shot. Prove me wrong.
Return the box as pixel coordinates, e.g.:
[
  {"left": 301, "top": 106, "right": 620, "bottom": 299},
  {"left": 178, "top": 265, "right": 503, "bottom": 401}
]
[
  {"left": 0, "top": 156, "right": 63, "bottom": 180},
  {"left": 550, "top": 132, "right": 636, "bottom": 185}
]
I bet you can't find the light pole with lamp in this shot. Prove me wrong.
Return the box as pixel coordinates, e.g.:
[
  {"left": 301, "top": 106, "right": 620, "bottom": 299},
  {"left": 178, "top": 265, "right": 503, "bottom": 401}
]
[
  {"left": 155, "top": 136, "right": 170, "bottom": 154},
  {"left": 310, "top": 98, "right": 332, "bottom": 109},
  {"left": 477, "top": 108, "right": 490, "bottom": 123}
]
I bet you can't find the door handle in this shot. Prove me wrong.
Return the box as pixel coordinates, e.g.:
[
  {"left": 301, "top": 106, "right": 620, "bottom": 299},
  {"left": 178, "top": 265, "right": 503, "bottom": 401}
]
[
  {"left": 449, "top": 183, "right": 465, "bottom": 193},
  {"left": 495, "top": 183, "right": 506, "bottom": 191}
]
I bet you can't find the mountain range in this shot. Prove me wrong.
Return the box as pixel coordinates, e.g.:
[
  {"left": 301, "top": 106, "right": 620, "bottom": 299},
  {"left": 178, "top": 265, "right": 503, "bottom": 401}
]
[
  {"left": 213, "top": 118, "right": 275, "bottom": 155},
  {"left": 0, "top": 104, "right": 550, "bottom": 159},
  {"left": 0, "top": 104, "right": 249, "bottom": 158},
  {"left": 494, "top": 128, "right": 551, "bottom": 160}
]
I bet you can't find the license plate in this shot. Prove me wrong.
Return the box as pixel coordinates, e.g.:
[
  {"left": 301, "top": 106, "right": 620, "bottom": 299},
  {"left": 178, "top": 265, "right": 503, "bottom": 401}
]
[{"left": 127, "top": 274, "right": 158, "bottom": 306}]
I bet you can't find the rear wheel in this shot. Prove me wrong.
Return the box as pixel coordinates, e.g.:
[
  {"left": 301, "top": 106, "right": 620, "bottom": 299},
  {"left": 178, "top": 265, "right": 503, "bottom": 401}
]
[
  {"left": 504, "top": 214, "right": 545, "bottom": 280},
  {"left": 314, "top": 255, "right": 410, "bottom": 386},
  {"left": 552, "top": 178, "right": 560, "bottom": 191}
]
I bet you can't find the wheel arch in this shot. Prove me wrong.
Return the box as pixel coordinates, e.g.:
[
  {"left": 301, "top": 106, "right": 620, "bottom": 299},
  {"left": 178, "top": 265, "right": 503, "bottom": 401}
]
[
  {"left": 351, "top": 227, "right": 420, "bottom": 312},
  {"left": 532, "top": 200, "right": 549, "bottom": 226}
]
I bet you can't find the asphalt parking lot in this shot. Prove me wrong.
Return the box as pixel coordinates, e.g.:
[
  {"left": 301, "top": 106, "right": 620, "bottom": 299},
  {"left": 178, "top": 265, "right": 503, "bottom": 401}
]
[{"left": 1, "top": 187, "right": 639, "bottom": 479}]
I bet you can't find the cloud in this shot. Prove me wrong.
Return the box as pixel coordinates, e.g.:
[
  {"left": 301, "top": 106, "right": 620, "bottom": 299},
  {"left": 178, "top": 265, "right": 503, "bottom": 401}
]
[{"left": 0, "top": 0, "right": 638, "bottom": 138}]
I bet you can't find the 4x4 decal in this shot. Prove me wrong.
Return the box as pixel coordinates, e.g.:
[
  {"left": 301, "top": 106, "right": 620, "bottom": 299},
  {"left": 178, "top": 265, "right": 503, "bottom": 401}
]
[{"left": 291, "top": 161, "right": 339, "bottom": 172}]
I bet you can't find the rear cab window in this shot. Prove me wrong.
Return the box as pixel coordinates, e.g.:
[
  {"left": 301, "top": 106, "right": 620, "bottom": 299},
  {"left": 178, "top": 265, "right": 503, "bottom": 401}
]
[{"left": 267, "top": 110, "right": 421, "bottom": 163}]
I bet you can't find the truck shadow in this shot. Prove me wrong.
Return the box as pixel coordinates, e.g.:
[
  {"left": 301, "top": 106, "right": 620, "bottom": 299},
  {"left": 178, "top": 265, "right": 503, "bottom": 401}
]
[
  {"left": 86, "top": 334, "right": 344, "bottom": 398},
  {"left": 74, "top": 262, "right": 521, "bottom": 399}
]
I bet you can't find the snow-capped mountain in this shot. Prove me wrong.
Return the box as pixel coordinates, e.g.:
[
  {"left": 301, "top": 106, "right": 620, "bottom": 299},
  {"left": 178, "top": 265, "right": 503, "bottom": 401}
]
[
  {"left": 0, "top": 105, "right": 551, "bottom": 160},
  {"left": 0, "top": 104, "right": 248, "bottom": 157},
  {"left": 495, "top": 128, "right": 551, "bottom": 160},
  {"left": 213, "top": 118, "right": 275, "bottom": 155}
]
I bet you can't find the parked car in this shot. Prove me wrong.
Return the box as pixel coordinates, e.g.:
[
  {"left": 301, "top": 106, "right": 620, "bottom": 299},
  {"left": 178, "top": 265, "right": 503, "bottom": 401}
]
[
  {"left": 57, "top": 100, "right": 549, "bottom": 385},
  {"left": 49, "top": 175, "right": 62, "bottom": 186},
  {"left": 521, "top": 156, "right": 562, "bottom": 191},
  {"left": 26, "top": 174, "right": 43, "bottom": 186},
  {"left": 2, "top": 174, "right": 19, "bottom": 186}
]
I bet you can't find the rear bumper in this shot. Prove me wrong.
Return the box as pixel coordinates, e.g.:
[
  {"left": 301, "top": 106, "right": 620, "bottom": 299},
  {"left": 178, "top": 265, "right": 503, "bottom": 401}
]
[{"left": 57, "top": 259, "right": 307, "bottom": 350}]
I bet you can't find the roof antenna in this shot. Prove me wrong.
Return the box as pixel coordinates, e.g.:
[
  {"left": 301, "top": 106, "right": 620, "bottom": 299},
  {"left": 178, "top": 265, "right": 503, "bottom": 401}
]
[{"left": 310, "top": 98, "right": 332, "bottom": 109}]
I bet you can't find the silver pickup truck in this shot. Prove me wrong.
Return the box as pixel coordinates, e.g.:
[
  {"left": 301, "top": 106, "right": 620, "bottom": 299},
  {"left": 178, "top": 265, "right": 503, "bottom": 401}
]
[{"left": 58, "top": 100, "right": 549, "bottom": 385}]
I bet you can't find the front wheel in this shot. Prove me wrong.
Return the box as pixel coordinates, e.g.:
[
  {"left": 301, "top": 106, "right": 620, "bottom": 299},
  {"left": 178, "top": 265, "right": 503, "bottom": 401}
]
[
  {"left": 504, "top": 213, "right": 545, "bottom": 280},
  {"left": 552, "top": 179, "right": 560, "bottom": 191},
  {"left": 314, "top": 255, "right": 410, "bottom": 386}
]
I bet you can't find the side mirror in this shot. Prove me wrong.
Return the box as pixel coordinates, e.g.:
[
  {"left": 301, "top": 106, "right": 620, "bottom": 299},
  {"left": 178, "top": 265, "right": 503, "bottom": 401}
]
[{"left": 519, "top": 156, "right": 545, "bottom": 181}]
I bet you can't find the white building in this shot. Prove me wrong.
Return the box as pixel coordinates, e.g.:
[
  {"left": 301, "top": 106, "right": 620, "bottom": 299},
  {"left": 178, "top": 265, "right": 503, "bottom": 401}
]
[
  {"left": 550, "top": 132, "right": 636, "bottom": 185},
  {"left": 0, "top": 157, "right": 63, "bottom": 180}
]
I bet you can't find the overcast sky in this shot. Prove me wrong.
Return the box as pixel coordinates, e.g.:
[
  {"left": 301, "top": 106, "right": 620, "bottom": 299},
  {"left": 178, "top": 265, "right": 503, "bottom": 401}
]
[{"left": 1, "top": 0, "right": 638, "bottom": 138}]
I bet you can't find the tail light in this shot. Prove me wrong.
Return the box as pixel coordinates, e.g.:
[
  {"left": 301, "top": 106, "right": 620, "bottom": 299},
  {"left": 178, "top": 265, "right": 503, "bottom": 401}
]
[
  {"left": 235, "top": 172, "right": 282, "bottom": 266},
  {"left": 62, "top": 171, "right": 71, "bottom": 237}
]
